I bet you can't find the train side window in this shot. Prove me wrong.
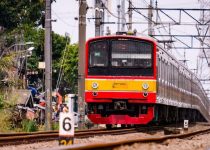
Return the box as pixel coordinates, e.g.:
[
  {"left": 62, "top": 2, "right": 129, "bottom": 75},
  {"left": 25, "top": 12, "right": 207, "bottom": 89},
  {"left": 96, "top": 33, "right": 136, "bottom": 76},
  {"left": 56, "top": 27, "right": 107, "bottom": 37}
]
[
  {"left": 165, "top": 62, "right": 167, "bottom": 82},
  {"left": 172, "top": 65, "right": 175, "bottom": 85},
  {"left": 164, "top": 62, "right": 167, "bottom": 97},
  {"left": 160, "top": 59, "right": 162, "bottom": 80},
  {"left": 176, "top": 67, "right": 179, "bottom": 87},
  {"left": 169, "top": 63, "right": 171, "bottom": 84},
  {"left": 157, "top": 58, "right": 161, "bottom": 95}
]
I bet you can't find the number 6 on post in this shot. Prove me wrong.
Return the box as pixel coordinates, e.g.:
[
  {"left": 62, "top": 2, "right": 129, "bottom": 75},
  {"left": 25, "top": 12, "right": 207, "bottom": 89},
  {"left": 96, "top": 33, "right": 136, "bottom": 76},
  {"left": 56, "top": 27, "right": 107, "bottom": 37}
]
[{"left": 59, "top": 112, "right": 74, "bottom": 145}]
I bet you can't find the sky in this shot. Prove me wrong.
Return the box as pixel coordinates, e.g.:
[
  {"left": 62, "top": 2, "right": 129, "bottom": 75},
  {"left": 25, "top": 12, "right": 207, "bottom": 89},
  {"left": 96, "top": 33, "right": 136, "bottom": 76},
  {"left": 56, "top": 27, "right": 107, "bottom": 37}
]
[
  {"left": 51, "top": 0, "right": 210, "bottom": 91},
  {"left": 52, "top": 0, "right": 201, "bottom": 43}
]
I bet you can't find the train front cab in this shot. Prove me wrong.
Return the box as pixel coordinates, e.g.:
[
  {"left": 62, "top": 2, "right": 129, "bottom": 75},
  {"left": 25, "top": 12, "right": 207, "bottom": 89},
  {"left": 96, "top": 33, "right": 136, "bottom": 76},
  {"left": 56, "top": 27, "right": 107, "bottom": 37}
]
[{"left": 85, "top": 36, "right": 157, "bottom": 125}]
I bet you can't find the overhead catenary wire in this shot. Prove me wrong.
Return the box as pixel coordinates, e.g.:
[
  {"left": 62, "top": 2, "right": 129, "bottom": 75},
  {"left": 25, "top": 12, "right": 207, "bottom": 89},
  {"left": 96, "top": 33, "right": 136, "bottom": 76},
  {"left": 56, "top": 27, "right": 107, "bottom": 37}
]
[
  {"left": 99, "top": 0, "right": 129, "bottom": 31},
  {"left": 134, "top": 1, "right": 186, "bottom": 61},
  {"left": 141, "top": 0, "right": 149, "bottom": 6},
  {"left": 100, "top": 0, "right": 125, "bottom": 20},
  {"left": 127, "top": 0, "right": 156, "bottom": 24},
  {"left": 157, "top": 10, "right": 187, "bottom": 60},
  {"left": 52, "top": 10, "right": 77, "bottom": 28}
]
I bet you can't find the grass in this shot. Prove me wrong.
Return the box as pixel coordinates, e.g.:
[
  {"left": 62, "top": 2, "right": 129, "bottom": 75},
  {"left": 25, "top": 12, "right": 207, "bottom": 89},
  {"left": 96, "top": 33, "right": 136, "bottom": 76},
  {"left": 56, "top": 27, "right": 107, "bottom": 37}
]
[
  {"left": 0, "top": 109, "right": 12, "bottom": 132},
  {"left": 52, "top": 122, "right": 59, "bottom": 130},
  {"left": 38, "top": 122, "right": 59, "bottom": 131},
  {"left": 0, "top": 93, "right": 39, "bottom": 133},
  {"left": 21, "top": 119, "right": 38, "bottom": 132}
]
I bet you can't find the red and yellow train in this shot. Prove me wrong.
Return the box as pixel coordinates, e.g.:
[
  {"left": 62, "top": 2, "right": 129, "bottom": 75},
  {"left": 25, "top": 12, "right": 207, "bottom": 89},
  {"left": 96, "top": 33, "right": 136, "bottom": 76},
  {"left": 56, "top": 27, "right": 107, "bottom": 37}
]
[{"left": 85, "top": 34, "right": 210, "bottom": 128}]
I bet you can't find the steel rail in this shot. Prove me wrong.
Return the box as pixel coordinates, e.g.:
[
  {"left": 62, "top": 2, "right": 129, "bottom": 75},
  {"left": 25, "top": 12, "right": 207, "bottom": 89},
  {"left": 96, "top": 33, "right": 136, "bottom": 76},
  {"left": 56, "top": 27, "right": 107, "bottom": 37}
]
[
  {"left": 0, "top": 128, "right": 107, "bottom": 137},
  {"left": 0, "top": 128, "right": 137, "bottom": 146},
  {"left": 49, "top": 127, "right": 210, "bottom": 150}
]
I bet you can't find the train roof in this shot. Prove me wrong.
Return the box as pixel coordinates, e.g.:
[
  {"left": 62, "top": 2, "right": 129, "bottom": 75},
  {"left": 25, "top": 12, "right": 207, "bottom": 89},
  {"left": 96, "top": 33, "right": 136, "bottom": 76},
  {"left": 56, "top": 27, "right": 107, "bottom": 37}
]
[{"left": 87, "top": 34, "right": 158, "bottom": 45}]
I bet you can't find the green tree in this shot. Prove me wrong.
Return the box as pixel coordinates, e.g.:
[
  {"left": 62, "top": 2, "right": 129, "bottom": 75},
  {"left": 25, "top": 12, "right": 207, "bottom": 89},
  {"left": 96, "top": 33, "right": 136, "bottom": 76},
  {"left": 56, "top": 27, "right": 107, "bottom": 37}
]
[
  {"left": 0, "top": 0, "right": 45, "bottom": 30},
  {"left": 1, "top": 25, "right": 79, "bottom": 92},
  {"left": 61, "top": 44, "right": 78, "bottom": 93},
  {"left": 23, "top": 26, "right": 73, "bottom": 89},
  {"left": 24, "top": 26, "right": 68, "bottom": 70}
]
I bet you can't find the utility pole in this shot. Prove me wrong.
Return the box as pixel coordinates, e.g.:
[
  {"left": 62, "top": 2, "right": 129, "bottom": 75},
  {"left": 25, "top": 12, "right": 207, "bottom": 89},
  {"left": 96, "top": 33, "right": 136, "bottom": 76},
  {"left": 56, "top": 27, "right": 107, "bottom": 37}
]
[
  {"left": 106, "top": 0, "right": 111, "bottom": 35},
  {"left": 128, "top": 0, "right": 133, "bottom": 31},
  {"left": 121, "top": 0, "right": 126, "bottom": 32},
  {"left": 78, "top": 0, "right": 87, "bottom": 130},
  {"left": 95, "top": 0, "right": 101, "bottom": 36},
  {"left": 117, "top": 1, "right": 121, "bottom": 32},
  {"left": 44, "top": 0, "right": 52, "bottom": 131},
  {"left": 148, "top": 0, "right": 154, "bottom": 36},
  {"left": 100, "top": 3, "right": 105, "bottom": 36}
]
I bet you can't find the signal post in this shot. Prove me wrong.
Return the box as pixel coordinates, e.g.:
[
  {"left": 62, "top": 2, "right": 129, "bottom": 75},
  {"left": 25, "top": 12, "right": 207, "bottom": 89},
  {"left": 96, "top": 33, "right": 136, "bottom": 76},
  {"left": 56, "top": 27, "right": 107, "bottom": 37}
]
[
  {"left": 59, "top": 96, "right": 75, "bottom": 145},
  {"left": 59, "top": 112, "right": 74, "bottom": 145}
]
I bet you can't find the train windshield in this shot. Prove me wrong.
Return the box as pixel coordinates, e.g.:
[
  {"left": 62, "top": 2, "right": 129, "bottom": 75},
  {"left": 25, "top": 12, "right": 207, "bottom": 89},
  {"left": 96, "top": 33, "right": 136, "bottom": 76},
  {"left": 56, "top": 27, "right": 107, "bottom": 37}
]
[
  {"left": 89, "top": 40, "right": 108, "bottom": 67},
  {"left": 88, "top": 38, "right": 154, "bottom": 76},
  {"left": 111, "top": 40, "right": 152, "bottom": 68}
]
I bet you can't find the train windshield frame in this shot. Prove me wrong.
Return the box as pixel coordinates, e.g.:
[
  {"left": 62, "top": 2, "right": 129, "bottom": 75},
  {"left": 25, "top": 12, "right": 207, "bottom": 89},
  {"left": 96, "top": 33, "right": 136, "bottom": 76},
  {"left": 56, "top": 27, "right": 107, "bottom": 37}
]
[
  {"left": 89, "top": 40, "right": 109, "bottom": 67},
  {"left": 111, "top": 39, "right": 153, "bottom": 68},
  {"left": 88, "top": 38, "right": 154, "bottom": 76}
]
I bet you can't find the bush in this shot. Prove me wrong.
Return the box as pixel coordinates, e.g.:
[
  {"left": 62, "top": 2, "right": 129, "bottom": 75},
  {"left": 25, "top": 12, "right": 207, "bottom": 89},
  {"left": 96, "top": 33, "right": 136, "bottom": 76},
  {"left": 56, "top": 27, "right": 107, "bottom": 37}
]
[
  {"left": 52, "top": 122, "right": 59, "bottom": 130},
  {"left": 0, "top": 109, "right": 11, "bottom": 132},
  {"left": 21, "top": 119, "right": 38, "bottom": 132},
  {"left": 0, "top": 95, "right": 4, "bottom": 109}
]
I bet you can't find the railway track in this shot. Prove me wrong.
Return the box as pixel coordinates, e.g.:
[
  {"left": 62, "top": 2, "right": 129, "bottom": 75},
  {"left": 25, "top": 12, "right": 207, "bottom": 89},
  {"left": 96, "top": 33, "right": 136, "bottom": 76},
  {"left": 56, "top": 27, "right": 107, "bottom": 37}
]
[
  {"left": 0, "top": 128, "right": 138, "bottom": 146},
  {"left": 2, "top": 123, "right": 208, "bottom": 148},
  {"left": 49, "top": 127, "right": 210, "bottom": 150},
  {"left": 0, "top": 128, "right": 106, "bottom": 137}
]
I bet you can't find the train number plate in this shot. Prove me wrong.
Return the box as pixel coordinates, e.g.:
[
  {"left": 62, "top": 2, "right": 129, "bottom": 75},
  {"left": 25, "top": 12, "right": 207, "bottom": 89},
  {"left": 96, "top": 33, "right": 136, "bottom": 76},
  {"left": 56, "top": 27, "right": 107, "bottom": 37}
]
[{"left": 112, "top": 82, "right": 127, "bottom": 88}]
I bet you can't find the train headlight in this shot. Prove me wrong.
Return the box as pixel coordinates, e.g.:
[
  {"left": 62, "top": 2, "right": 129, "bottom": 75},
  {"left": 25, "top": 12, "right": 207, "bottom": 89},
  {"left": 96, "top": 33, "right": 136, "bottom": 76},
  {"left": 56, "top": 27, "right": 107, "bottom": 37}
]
[
  {"left": 142, "top": 83, "right": 149, "bottom": 90},
  {"left": 92, "top": 82, "right": 99, "bottom": 89}
]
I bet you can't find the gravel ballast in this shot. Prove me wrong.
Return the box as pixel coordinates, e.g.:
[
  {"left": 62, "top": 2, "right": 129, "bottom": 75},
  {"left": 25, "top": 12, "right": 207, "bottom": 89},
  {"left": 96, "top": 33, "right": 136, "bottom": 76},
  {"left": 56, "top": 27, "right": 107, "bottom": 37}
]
[{"left": 1, "top": 124, "right": 210, "bottom": 150}]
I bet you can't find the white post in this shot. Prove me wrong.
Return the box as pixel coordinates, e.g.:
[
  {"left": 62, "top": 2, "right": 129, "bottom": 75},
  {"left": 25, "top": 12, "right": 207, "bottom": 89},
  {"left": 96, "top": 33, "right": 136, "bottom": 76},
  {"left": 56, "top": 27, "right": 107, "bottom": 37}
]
[
  {"left": 67, "top": 94, "right": 75, "bottom": 113},
  {"left": 184, "top": 120, "right": 189, "bottom": 130}
]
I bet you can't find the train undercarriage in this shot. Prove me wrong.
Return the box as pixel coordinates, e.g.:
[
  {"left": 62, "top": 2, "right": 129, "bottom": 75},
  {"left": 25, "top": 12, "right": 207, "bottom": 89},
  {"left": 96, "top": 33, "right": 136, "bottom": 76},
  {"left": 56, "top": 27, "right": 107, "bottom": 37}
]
[{"left": 87, "top": 102, "right": 206, "bottom": 128}]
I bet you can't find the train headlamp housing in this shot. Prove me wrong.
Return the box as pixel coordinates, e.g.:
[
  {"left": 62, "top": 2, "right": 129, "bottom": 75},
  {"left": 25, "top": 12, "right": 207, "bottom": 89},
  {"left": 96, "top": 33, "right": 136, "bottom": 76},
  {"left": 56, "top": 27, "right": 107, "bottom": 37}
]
[
  {"left": 92, "top": 82, "right": 99, "bottom": 89},
  {"left": 142, "top": 83, "right": 149, "bottom": 90}
]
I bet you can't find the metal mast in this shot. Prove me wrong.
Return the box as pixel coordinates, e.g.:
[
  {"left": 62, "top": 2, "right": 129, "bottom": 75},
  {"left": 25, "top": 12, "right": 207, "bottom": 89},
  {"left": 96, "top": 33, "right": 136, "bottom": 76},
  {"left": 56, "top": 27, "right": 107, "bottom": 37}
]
[
  {"left": 106, "top": 0, "right": 111, "bottom": 35},
  {"left": 148, "top": 0, "right": 154, "bottom": 36},
  {"left": 100, "top": 2, "right": 105, "bottom": 36},
  {"left": 95, "top": 0, "right": 101, "bottom": 36},
  {"left": 44, "top": 0, "right": 52, "bottom": 130},
  {"left": 121, "top": 0, "right": 126, "bottom": 32},
  {"left": 78, "top": 0, "right": 87, "bottom": 129},
  {"left": 117, "top": 1, "right": 121, "bottom": 32},
  {"left": 128, "top": 0, "right": 133, "bottom": 31}
]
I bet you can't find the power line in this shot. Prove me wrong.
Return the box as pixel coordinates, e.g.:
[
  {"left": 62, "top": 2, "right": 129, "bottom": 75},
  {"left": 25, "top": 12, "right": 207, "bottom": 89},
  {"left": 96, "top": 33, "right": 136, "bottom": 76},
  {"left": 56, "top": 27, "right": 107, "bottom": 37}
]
[
  {"left": 141, "top": 0, "right": 149, "bottom": 6},
  {"left": 99, "top": 0, "right": 129, "bottom": 31},
  {"left": 100, "top": 1, "right": 125, "bottom": 20},
  {"left": 127, "top": 0, "right": 155, "bottom": 24},
  {"left": 156, "top": 9, "right": 185, "bottom": 59},
  {"left": 52, "top": 10, "right": 77, "bottom": 28}
]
